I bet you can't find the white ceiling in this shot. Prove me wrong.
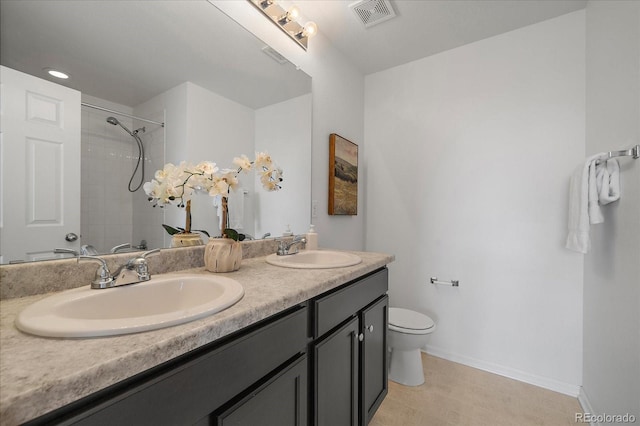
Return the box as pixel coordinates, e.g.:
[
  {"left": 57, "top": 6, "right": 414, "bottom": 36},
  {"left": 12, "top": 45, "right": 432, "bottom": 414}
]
[
  {"left": 0, "top": 1, "right": 311, "bottom": 108},
  {"left": 299, "top": 0, "right": 588, "bottom": 74},
  {"left": 0, "top": 0, "right": 588, "bottom": 108}
]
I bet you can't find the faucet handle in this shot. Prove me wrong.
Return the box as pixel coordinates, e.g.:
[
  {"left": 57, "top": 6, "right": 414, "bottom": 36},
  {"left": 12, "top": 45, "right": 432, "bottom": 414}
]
[
  {"left": 54, "top": 248, "right": 79, "bottom": 257},
  {"left": 140, "top": 248, "right": 161, "bottom": 259},
  {"left": 276, "top": 239, "right": 287, "bottom": 255},
  {"left": 110, "top": 243, "right": 131, "bottom": 253},
  {"left": 78, "top": 256, "right": 114, "bottom": 289},
  {"left": 128, "top": 248, "right": 161, "bottom": 281}
]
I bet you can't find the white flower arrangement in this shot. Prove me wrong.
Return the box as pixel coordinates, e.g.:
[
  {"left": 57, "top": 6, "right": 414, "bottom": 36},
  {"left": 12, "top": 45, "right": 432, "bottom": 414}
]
[
  {"left": 143, "top": 152, "right": 282, "bottom": 208},
  {"left": 143, "top": 153, "right": 282, "bottom": 239}
]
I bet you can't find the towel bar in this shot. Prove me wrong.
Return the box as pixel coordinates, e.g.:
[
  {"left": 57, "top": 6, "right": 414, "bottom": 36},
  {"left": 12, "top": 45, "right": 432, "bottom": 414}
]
[
  {"left": 597, "top": 144, "right": 639, "bottom": 164},
  {"left": 430, "top": 277, "right": 459, "bottom": 287}
]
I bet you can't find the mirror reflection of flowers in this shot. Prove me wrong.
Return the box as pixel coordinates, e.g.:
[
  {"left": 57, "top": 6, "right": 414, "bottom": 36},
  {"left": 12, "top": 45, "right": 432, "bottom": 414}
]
[{"left": 143, "top": 152, "right": 283, "bottom": 239}]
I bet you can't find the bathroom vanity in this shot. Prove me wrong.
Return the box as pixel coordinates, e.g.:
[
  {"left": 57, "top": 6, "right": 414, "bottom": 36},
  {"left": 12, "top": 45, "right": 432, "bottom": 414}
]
[{"left": 0, "top": 250, "right": 393, "bottom": 425}]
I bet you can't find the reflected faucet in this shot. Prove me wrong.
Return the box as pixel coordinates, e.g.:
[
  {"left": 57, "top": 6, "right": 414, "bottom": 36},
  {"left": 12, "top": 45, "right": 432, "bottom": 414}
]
[
  {"left": 110, "top": 243, "right": 131, "bottom": 253},
  {"left": 277, "top": 236, "right": 306, "bottom": 256},
  {"left": 54, "top": 245, "right": 97, "bottom": 257}
]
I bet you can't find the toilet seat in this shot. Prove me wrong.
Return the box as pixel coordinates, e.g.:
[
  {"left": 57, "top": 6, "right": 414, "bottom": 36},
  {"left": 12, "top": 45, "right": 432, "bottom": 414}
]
[{"left": 389, "top": 308, "right": 435, "bottom": 335}]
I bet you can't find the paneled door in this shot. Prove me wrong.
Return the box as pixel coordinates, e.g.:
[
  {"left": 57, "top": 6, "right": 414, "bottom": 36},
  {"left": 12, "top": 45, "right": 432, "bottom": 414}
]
[{"left": 0, "top": 66, "right": 81, "bottom": 263}]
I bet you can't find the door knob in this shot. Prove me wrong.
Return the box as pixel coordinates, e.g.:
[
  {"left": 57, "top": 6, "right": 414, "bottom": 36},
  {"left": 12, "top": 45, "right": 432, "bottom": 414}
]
[
  {"left": 367, "top": 325, "right": 374, "bottom": 333},
  {"left": 65, "top": 233, "right": 79, "bottom": 242}
]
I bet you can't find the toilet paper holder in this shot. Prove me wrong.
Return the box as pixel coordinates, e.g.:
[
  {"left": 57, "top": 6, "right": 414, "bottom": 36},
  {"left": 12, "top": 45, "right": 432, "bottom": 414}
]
[{"left": 430, "top": 277, "right": 459, "bottom": 287}]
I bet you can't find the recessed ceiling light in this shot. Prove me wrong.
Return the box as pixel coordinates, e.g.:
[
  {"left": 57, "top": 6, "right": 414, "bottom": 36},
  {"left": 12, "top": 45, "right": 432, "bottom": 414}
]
[{"left": 44, "top": 68, "right": 70, "bottom": 79}]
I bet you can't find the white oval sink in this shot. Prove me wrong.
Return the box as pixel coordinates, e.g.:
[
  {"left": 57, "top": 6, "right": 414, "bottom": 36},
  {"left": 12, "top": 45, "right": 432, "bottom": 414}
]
[
  {"left": 15, "top": 274, "right": 244, "bottom": 338},
  {"left": 265, "top": 250, "right": 362, "bottom": 269}
]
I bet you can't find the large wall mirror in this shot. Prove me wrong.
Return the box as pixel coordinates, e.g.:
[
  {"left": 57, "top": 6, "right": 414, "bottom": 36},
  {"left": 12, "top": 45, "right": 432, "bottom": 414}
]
[{"left": 0, "top": 0, "right": 312, "bottom": 265}]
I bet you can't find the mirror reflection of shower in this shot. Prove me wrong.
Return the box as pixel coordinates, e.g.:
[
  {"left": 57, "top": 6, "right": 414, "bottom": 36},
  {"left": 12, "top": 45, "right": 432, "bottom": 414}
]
[
  {"left": 106, "top": 116, "right": 146, "bottom": 192},
  {"left": 80, "top": 101, "right": 165, "bottom": 255}
]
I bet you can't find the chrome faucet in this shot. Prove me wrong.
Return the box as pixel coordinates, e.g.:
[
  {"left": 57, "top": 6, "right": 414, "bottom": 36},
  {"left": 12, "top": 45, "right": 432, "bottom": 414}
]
[
  {"left": 277, "top": 236, "right": 306, "bottom": 256},
  {"left": 54, "top": 245, "right": 98, "bottom": 257},
  {"left": 77, "top": 256, "right": 114, "bottom": 289},
  {"left": 78, "top": 248, "right": 161, "bottom": 289}
]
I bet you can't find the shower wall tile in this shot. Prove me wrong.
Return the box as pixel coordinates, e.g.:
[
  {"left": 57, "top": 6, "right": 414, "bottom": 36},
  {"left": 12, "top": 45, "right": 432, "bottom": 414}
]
[{"left": 81, "top": 104, "right": 136, "bottom": 253}]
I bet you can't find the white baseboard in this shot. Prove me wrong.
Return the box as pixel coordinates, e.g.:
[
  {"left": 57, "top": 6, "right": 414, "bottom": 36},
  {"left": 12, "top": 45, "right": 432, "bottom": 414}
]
[
  {"left": 578, "top": 387, "right": 599, "bottom": 426},
  {"left": 423, "top": 345, "right": 581, "bottom": 397}
]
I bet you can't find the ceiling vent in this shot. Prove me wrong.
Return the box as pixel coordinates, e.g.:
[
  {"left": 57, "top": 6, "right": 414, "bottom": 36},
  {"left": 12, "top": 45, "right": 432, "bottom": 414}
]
[{"left": 349, "top": 0, "right": 396, "bottom": 28}]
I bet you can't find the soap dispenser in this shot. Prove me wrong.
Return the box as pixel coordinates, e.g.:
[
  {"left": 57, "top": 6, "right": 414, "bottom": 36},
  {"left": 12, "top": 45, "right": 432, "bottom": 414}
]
[
  {"left": 282, "top": 224, "right": 293, "bottom": 237},
  {"left": 306, "top": 225, "right": 318, "bottom": 250}
]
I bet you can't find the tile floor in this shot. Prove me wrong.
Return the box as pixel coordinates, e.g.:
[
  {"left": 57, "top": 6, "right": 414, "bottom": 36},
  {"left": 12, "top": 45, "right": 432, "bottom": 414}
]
[{"left": 370, "top": 353, "right": 583, "bottom": 426}]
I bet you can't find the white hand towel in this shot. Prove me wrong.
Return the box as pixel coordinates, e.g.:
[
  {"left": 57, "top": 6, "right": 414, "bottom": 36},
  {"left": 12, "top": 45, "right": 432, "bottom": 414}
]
[
  {"left": 588, "top": 158, "right": 604, "bottom": 225},
  {"left": 566, "top": 153, "right": 608, "bottom": 253},
  {"left": 596, "top": 159, "right": 620, "bottom": 205}
]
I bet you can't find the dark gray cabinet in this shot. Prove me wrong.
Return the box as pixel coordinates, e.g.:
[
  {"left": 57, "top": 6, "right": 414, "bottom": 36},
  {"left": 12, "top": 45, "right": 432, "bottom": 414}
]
[
  {"left": 26, "top": 267, "right": 389, "bottom": 426},
  {"left": 314, "top": 317, "right": 360, "bottom": 425},
  {"left": 361, "top": 295, "right": 388, "bottom": 424},
  {"left": 311, "top": 268, "right": 389, "bottom": 426},
  {"left": 214, "top": 354, "right": 307, "bottom": 426},
  {"left": 27, "top": 306, "right": 308, "bottom": 426}
]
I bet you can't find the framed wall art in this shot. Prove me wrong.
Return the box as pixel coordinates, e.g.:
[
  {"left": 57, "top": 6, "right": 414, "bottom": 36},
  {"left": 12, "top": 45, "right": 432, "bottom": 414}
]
[{"left": 328, "top": 133, "right": 358, "bottom": 215}]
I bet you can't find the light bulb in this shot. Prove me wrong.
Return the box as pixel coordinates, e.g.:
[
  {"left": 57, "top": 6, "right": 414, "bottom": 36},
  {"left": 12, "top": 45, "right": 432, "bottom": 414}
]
[
  {"left": 279, "top": 6, "right": 300, "bottom": 24},
  {"left": 287, "top": 6, "right": 300, "bottom": 21},
  {"left": 302, "top": 21, "right": 318, "bottom": 38}
]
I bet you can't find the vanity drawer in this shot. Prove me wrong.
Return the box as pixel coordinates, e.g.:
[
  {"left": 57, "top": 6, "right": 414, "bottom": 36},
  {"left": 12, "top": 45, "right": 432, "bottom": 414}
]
[
  {"left": 37, "top": 305, "right": 308, "bottom": 426},
  {"left": 312, "top": 268, "right": 388, "bottom": 338}
]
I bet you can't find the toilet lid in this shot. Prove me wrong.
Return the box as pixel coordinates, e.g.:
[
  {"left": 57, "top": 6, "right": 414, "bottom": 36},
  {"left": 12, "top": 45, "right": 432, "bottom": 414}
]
[{"left": 389, "top": 308, "right": 435, "bottom": 333}]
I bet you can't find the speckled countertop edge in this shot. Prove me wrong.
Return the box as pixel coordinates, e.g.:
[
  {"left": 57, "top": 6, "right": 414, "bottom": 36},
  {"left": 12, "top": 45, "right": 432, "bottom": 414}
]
[{"left": 0, "top": 251, "right": 394, "bottom": 425}]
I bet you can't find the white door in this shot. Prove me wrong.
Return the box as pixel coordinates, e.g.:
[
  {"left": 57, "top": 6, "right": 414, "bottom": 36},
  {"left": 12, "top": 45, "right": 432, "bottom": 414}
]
[{"left": 0, "top": 66, "right": 81, "bottom": 263}]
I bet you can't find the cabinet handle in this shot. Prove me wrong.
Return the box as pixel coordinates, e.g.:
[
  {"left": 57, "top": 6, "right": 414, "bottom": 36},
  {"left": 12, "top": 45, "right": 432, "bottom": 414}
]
[
  {"left": 367, "top": 325, "right": 374, "bottom": 333},
  {"left": 355, "top": 332, "right": 364, "bottom": 342}
]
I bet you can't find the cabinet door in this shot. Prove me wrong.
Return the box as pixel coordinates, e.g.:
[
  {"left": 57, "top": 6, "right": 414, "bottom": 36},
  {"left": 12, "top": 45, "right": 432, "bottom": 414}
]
[
  {"left": 360, "top": 296, "right": 388, "bottom": 425},
  {"left": 214, "top": 355, "right": 307, "bottom": 426},
  {"left": 314, "top": 317, "right": 360, "bottom": 426},
  {"left": 39, "top": 307, "right": 308, "bottom": 426}
]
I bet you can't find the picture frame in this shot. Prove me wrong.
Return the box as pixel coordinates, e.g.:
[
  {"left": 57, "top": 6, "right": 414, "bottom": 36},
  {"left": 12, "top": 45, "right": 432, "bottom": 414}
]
[{"left": 328, "top": 133, "right": 358, "bottom": 215}]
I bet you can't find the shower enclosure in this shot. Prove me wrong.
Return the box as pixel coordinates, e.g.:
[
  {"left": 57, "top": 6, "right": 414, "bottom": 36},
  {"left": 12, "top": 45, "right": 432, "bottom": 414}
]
[{"left": 80, "top": 100, "right": 164, "bottom": 254}]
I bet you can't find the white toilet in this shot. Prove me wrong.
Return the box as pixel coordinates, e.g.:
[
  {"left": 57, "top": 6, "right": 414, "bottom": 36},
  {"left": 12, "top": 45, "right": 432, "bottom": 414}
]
[{"left": 388, "top": 307, "right": 436, "bottom": 386}]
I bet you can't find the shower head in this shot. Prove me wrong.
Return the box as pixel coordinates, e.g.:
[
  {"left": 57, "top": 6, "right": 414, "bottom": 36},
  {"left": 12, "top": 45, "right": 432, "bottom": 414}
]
[
  {"left": 106, "top": 116, "right": 145, "bottom": 136},
  {"left": 106, "top": 116, "right": 134, "bottom": 136},
  {"left": 105, "top": 116, "right": 146, "bottom": 192}
]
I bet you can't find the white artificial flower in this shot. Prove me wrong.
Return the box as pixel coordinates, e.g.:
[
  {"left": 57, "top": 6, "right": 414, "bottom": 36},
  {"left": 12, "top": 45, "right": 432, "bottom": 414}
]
[
  {"left": 143, "top": 180, "right": 158, "bottom": 196},
  {"left": 155, "top": 162, "right": 178, "bottom": 181},
  {"left": 254, "top": 152, "right": 273, "bottom": 169},
  {"left": 195, "top": 161, "right": 218, "bottom": 175},
  {"left": 219, "top": 168, "right": 238, "bottom": 190},
  {"left": 262, "top": 180, "right": 279, "bottom": 191},
  {"left": 233, "top": 155, "right": 252, "bottom": 172},
  {"left": 145, "top": 153, "right": 282, "bottom": 209},
  {"left": 208, "top": 176, "right": 229, "bottom": 196}
]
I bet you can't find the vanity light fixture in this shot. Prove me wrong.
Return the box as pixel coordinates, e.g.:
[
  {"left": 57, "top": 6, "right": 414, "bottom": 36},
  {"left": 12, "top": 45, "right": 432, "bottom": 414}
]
[{"left": 249, "top": 0, "right": 317, "bottom": 51}]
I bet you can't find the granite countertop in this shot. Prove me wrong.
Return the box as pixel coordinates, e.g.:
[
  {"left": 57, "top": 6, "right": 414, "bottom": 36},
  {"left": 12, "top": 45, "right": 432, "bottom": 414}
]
[{"left": 0, "top": 251, "right": 393, "bottom": 425}]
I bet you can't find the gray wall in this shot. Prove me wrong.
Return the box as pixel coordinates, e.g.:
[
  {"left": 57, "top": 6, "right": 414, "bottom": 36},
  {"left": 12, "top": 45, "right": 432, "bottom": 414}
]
[
  {"left": 364, "top": 11, "right": 585, "bottom": 394},
  {"left": 582, "top": 0, "right": 640, "bottom": 420}
]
